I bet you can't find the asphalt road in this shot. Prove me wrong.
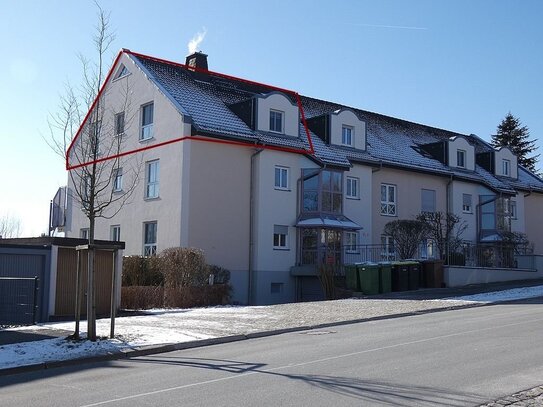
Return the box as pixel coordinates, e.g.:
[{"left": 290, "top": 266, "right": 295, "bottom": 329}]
[{"left": 1, "top": 298, "right": 542, "bottom": 407}]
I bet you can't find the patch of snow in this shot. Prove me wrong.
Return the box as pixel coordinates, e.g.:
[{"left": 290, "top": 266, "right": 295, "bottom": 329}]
[{"left": 1, "top": 285, "right": 541, "bottom": 370}]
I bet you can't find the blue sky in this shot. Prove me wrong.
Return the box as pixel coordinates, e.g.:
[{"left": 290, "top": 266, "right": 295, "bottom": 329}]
[{"left": 1, "top": 0, "right": 542, "bottom": 236}]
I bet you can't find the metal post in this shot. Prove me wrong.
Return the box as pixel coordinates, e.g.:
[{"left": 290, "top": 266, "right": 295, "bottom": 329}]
[
  {"left": 32, "top": 277, "right": 39, "bottom": 324},
  {"left": 74, "top": 249, "right": 82, "bottom": 339},
  {"left": 87, "top": 247, "right": 96, "bottom": 341},
  {"left": 110, "top": 250, "right": 117, "bottom": 338}
]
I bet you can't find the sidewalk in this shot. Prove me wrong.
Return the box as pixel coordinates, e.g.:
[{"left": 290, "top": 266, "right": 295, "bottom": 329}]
[{"left": 1, "top": 279, "right": 542, "bottom": 378}]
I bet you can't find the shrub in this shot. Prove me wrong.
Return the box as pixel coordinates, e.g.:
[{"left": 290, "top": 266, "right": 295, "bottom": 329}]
[
  {"left": 209, "top": 265, "right": 230, "bottom": 284},
  {"left": 122, "top": 256, "right": 163, "bottom": 286},
  {"left": 121, "top": 286, "right": 164, "bottom": 309},
  {"left": 159, "top": 247, "right": 209, "bottom": 288}
]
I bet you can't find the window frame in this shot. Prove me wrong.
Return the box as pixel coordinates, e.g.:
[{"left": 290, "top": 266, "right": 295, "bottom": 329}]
[
  {"left": 269, "top": 109, "right": 284, "bottom": 133},
  {"left": 381, "top": 235, "right": 396, "bottom": 261},
  {"left": 143, "top": 221, "right": 157, "bottom": 256},
  {"left": 140, "top": 102, "right": 154, "bottom": 141},
  {"left": 380, "top": 184, "right": 397, "bottom": 216},
  {"left": 341, "top": 125, "right": 354, "bottom": 146},
  {"left": 273, "top": 225, "right": 289, "bottom": 250},
  {"left": 145, "top": 160, "right": 160, "bottom": 199},
  {"left": 502, "top": 159, "right": 510, "bottom": 176},
  {"left": 274, "top": 166, "right": 289, "bottom": 190},
  {"left": 80, "top": 228, "right": 89, "bottom": 240},
  {"left": 346, "top": 176, "right": 359, "bottom": 199},
  {"left": 421, "top": 188, "right": 436, "bottom": 213},
  {"left": 457, "top": 149, "right": 466, "bottom": 168},
  {"left": 110, "top": 225, "right": 121, "bottom": 242},
  {"left": 462, "top": 193, "right": 472, "bottom": 213},
  {"left": 114, "top": 111, "right": 125, "bottom": 136},
  {"left": 113, "top": 167, "right": 123, "bottom": 192},
  {"left": 510, "top": 200, "right": 517, "bottom": 220},
  {"left": 345, "top": 231, "right": 359, "bottom": 253}
]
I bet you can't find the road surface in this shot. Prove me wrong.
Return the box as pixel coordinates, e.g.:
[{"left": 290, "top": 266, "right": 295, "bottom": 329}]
[{"left": 1, "top": 298, "right": 542, "bottom": 406}]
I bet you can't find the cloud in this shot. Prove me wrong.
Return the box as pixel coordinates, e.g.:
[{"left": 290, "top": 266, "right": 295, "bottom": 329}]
[
  {"left": 187, "top": 27, "right": 207, "bottom": 54},
  {"left": 351, "top": 23, "right": 427, "bottom": 31}
]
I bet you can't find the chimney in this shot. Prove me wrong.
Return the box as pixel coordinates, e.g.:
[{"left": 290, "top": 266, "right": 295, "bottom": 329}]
[{"left": 185, "top": 51, "right": 208, "bottom": 71}]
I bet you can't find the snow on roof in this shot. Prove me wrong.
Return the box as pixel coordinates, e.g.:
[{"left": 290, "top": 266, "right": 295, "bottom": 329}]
[{"left": 129, "top": 52, "right": 543, "bottom": 194}]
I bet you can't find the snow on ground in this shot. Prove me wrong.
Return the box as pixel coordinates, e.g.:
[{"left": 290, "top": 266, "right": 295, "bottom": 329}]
[{"left": 1, "top": 285, "right": 541, "bottom": 370}]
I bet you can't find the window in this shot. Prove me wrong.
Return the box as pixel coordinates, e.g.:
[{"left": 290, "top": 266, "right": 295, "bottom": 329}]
[
  {"left": 345, "top": 231, "right": 358, "bottom": 253},
  {"left": 270, "top": 283, "right": 283, "bottom": 294},
  {"left": 143, "top": 222, "right": 157, "bottom": 256},
  {"left": 457, "top": 149, "right": 466, "bottom": 168},
  {"left": 80, "top": 228, "right": 89, "bottom": 239},
  {"left": 421, "top": 189, "right": 436, "bottom": 213},
  {"left": 269, "top": 109, "right": 283, "bottom": 133},
  {"left": 381, "top": 235, "right": 395, "bottom": 261},
  {"left": 462, "top": 193, "right": 472, "bottom": 213},
  {"left": 145, "top": 160, "right": 159, "bottom": 199},
  {"left": 419, "top": 239, "right": 436, "bottom": 259},
  {"left": 511, "top": 200, "right": 517, "bottom": 219},
  {"left": 342, "top": 125, "right": 353, "bottom": 146},
  {"left": 113, "top": 168, "right": 123, "bottom": 192},
  {"left": 82, "top": 175, "right": 91, "bottom": 203},
  {"left": 89, "top": 120, "right": 101, "bottom": 156},
  {"left": 502, "top": 159, "right": 510, "bottom": 176},
  {"left": 274, "top": 166, "right": 289, "bottom": 190},
  {"left": 380, "top": 184, "right": 396, "bottom": 216},
  {"left": 346, "top": 177, "right": 359, "bottom": 199},
  {"left": 115, "top": 112, "right": 125, "bottom": 136},
  {"left": 140, "top": 103, "right": 154, "bottom": 140},
  {"left": 273, "top": 225, "right": 288, "bottom": 249},
  {"left": 114, "top": 64, "right": 129, "bottom": 79},
  {"left": 302, "top": 169, "right": 342, "bottom": 214},
  {"left": 110, "top": 225, "right": 121, "bottom": 241}
]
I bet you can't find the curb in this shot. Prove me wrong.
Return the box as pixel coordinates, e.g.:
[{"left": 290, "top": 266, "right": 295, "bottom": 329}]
[{"left": 0, "top": 301, "right": 488, "bottom": 377}]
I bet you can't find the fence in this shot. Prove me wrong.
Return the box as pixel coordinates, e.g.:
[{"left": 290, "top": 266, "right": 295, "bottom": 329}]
[
  {"left": 0, "top": 277, "right": 39, "bottom": 325},
  {"left": 341, "top": 241, "right": 533, "bottom": 269}
]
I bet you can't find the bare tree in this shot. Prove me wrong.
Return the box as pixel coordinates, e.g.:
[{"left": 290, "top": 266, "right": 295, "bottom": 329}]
[
  {"left": 46, "top": 4, "right": 139, "bottom": 340},
  {"left": 383, "top": 219, "right": 428, "bottom": 260},
  {"left": 0, "top": 214, "right": 21, "bottom": 239},
  {"left": 417, "top": 212, "right": 467, "bottom": 261}
]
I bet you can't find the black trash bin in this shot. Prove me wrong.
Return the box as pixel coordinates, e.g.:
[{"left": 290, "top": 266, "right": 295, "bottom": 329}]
[
  {"left": 405, "top": 261, "right": 421, "bottom": 291},
  {"left": 421, "top": 260, "right": 444, "bottom": 288},
  {"left": 391, "top": 262, "right": 409, "bottom": 292}
]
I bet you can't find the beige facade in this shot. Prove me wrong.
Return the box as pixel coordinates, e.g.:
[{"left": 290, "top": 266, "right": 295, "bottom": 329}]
[{"left": 371, "top": 167, "right": 448, "bottom": 244}]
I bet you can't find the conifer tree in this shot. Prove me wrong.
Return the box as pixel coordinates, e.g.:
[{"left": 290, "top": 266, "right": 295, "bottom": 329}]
[{"left": 492, "top": 113, "right": 539, "bottom": 172}]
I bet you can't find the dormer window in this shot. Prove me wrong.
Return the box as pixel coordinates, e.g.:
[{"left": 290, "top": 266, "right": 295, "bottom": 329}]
[
  {"left": 457, "top": 149, "right": 466, "bottom": 168},
  {"left": 269, "top": 109, "right": 284, "bottom": 133},
  {"left": 502, "top": 159, "right": 510, "bottom": 176},
  {"left": 342, "top": 125, "right": 353, "bottom": 146}
]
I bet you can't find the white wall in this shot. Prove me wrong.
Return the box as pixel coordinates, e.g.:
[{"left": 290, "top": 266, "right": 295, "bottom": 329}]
[
  {"left": 343, "top": 163, "right": 372, "bottom": 245},
  {"left": 330, "top": 109, "right": 366, "bottom": 150},
  {"left": 256, "top": 92, "right": 299, "bottom": 137},
  {"left": 448, "top": 136, "right": 475, "bottom": 171},
  {"left": 66, "top": 52, "right": 190, "bottom": 255},
  {"left": 494, "top": 147, "right": 518, "bottom": 179}
]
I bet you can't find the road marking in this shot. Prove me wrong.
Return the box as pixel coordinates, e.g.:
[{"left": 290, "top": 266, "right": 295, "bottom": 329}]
[{"left": 79, "top": 314, "right": 543, "bottom": 407}]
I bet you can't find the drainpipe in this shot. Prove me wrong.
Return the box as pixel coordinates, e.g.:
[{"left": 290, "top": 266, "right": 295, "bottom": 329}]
[
  {"left": 248, "top": 147, "right": 263, "bottom": 305},
  {"left": 445, "top": 174, "right": 454, "bottom": 261}
]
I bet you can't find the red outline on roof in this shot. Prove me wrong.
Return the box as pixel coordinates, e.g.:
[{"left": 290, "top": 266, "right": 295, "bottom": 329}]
[{"left": 66, "top": 49, "right": 315, "bottom": 171}]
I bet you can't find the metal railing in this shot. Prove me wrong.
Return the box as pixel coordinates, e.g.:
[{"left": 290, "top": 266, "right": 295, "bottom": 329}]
[{"left": 449, "top": 242, "right": 534, "bottom": 269}]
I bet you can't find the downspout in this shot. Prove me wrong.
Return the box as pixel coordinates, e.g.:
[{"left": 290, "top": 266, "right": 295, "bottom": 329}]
[
  {"left": 248, "top": 147, "right": 263, "bottom": 305},
  {"left": 445, "top": 174, "right": 454, "bottom": 261}
]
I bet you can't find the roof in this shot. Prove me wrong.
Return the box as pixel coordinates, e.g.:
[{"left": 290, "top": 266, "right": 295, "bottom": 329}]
[{"left": 126, "top": 51, "right": 543, "bottom": 194}]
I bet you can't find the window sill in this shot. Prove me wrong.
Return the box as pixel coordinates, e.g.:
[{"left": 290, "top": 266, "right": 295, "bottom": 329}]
[
  {"left": 273, "top": 247, "right": 290, "bottom": 251},
  {"left": 462, "top": 210, "right": 473, "bottom": 214},
  {"left": 113, "top": 189, "right": 123, "bottom": 194},
  {"left": 144, "top": 196, "right": 160, "bottom": 201},
  {"left": 346, "top": 196, "right": 360, "bottom": 200},
  {"left": 274, "top": 187, "right": 291, "bottom": 192},
  {"left": 139, "top": 136, "right": 155, "bottom": 143},
  {"left": 112, "top": 72, "right": 131, "bottom": 82},
  {"left": 380, "top": 213, "right": 397, "bottom": 217}
]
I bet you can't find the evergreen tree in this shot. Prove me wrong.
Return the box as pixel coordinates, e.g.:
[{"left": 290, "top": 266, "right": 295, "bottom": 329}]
[{"left": 492, "top": 113, "right": 539, "bottom": 172}]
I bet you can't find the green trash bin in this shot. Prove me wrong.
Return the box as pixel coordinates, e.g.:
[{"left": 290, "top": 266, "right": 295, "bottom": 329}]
[
  {"left": 345, "top": 264, "right": 360, "bottom": 291},
  {"left": 391, "top": 262, "right": 409, "bottom": 292},
  {"left": 357, "top": 263, "right": 380, "bottom": 295},
  {"left": 378, "top": 262, "right": 392, "bottom": 294},
  {"left": 405, "top": 261, "right": 421, "bottom": 291}
]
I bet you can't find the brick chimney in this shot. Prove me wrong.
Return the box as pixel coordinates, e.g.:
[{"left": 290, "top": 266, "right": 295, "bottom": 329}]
[{"left": 185, "top": 51, "right": 208, "bottom": 71}]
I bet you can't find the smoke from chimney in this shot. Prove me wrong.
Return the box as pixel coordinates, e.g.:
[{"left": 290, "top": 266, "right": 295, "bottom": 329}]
[{"left": 187, "top": 27, "right": 207, "bottom": 54}]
